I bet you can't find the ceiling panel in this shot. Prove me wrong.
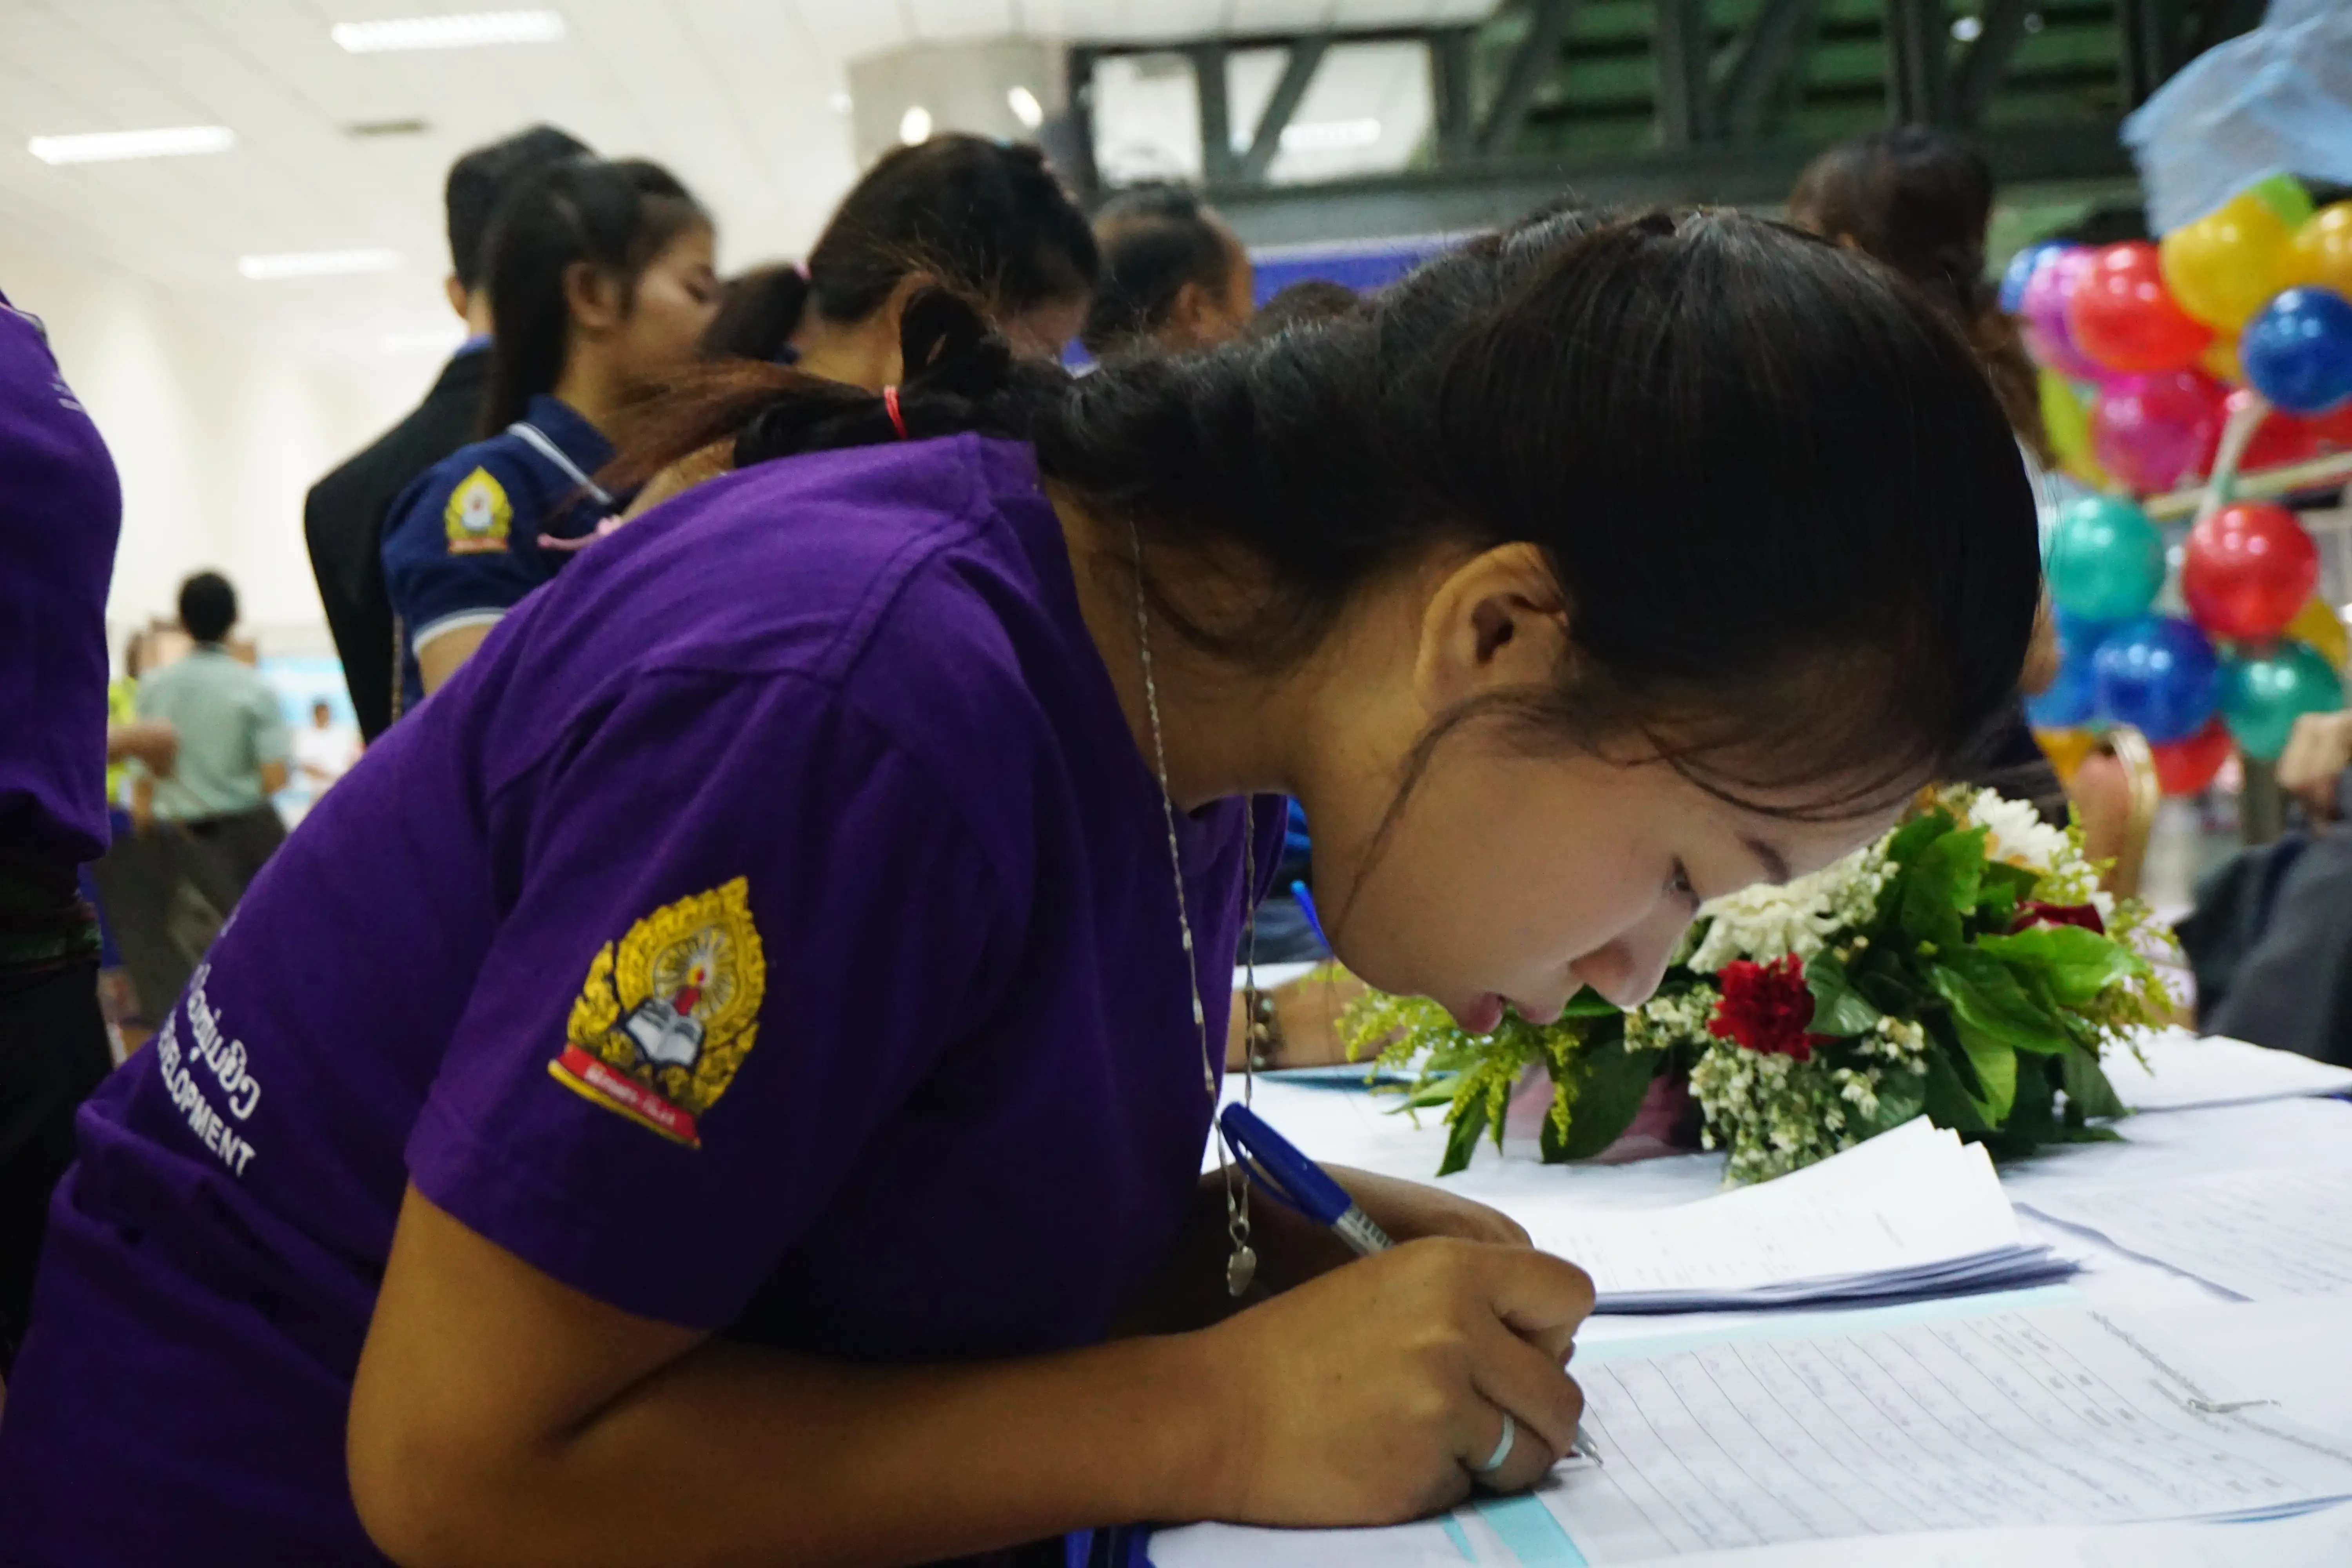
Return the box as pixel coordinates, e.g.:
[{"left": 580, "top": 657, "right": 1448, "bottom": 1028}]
[{"left": 0, "top": 1, "right": 1497, "bottom": 370}]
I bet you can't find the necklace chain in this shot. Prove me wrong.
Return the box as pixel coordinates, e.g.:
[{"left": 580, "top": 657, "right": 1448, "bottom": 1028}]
[{"left": 1130, "top": 521, "right": 1258, "bottom": 1297}]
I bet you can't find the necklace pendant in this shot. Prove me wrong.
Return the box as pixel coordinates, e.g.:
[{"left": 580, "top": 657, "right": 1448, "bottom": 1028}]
[{"left": 1226, "top": 1243, "right": 1259, "bottom": 1297}]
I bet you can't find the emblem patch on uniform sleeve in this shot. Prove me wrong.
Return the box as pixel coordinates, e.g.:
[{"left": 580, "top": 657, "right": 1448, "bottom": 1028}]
[
  {"left": 444, "top": 467, "right": 513, "bottom": 555},
  {"left": 548, "top": 878, "right": 766, "bottom": 1147}
]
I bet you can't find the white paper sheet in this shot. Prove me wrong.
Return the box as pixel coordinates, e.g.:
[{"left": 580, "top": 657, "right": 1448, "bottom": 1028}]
[
  {"left": 2109, "top": 1030, "right": 2352, "bottom": 1113},
  {"left": 2019, "top": 1167, "right": 2352, "bottom": 1301},
  {"left": 1516, "top": 1122, "right": 2063, "bottom": 1310},
  {"left": 1534, "top": 1305, "right": 2352, "bottom": 1562}
]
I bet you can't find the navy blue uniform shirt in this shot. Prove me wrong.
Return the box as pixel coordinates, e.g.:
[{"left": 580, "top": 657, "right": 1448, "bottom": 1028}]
[{"left": 381, "top": 393, "right": 621, "bottom": 714}]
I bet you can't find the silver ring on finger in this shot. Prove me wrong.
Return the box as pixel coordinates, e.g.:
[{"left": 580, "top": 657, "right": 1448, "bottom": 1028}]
[{"left": 1474, "top": 1411, "right": 1516, "bottom": 1475}]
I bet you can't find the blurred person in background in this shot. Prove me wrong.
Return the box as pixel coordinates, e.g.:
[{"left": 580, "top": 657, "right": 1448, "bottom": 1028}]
[
  {"left": 306, "top": 124, "right": 592, "bottom": 743},
  {"left": 1080, "top": 184, "right": 1255, "bottom": 357},
  {"left": 119, "top": 574, "right": 292, "bottom": 940},
  {"left": 2181, "top": 706, "right": 2352, "bottom": 1065},
  {"left": 0, "top": 289, "right": 122, "bottom": 1371},
  {"left": 1789, "top": 126, "right": 2077, "bottom": 830},
  {"left": 632, "top": 135, "right": 1100, "bottom": 513},
  {"left": 382, "top": 156, "right": 717, "bottom": 706},
  {"left": 288, "top": 700, "right": 362, "bottom": 828}
]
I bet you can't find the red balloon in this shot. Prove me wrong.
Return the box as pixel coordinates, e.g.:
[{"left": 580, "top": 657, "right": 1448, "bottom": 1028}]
[
  {"left": 2305, "top": 400, "right": 2352, "bottom": 451},
  {"left": 2093, "top": 371, "right": 2227, "bottom": 493},
  {"left": 2229, "top": 387, "right": 2324, "bottom": 471},
  {"left": 2150, "top": 720, "right": 2234, "bottom": 796},
  {"left": 2068, "top": 242, "right": 2215, "bottom": 373},
  {"left": 2182, "top": 500, "right": 2321, "bottom": 641}
]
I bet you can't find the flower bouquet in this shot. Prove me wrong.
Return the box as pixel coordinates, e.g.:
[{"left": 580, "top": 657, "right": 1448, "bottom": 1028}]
[{"left": 1340, "top": 786, "right": 2178, "bottom": 1184}]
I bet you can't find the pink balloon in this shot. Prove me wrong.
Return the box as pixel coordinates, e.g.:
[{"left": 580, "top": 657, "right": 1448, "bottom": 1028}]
[
  {"left": 2021, "top": 249, "right": 2113, "bottom": 381},
  {"left": 2092, "top": 370, "right": 2227, "bottom": 494}
]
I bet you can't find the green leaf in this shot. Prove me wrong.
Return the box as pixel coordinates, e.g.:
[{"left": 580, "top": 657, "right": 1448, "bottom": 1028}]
[
  {"left": 1931, "top": 947, "right": 2073, "bottom": 1056},
  {"left": 1977, "top": 925, "right": 2147, "bottom": 1010},
  {"left": 1926, "top": 960, "right": 2036, "bottom": 1122},
  {"left": 2005, "top": 1055, "right": 2059, "bottom": 1145},
  {"left": 1885, "top": 809, "right": 1955, "bottom": 868},
  {"left": 2060, "top": 1047, "right": 2129, "bottom": 1122},
  {"left": 1562, "top": 986, "right": 1623, "bottom": 1018},
  {"left": 1805, "top": 951, "right": 1884, "bottom": 1037},
  {"left": 1557, "top": 1039, "right": 1665, "bottom": 1160},
  {"left": 1437, "top": 1092, "right": 1491, "bottom": 1177},
  {"left": 1979, "top": 859, "right": 2041, "bottom": 906},
  {"left": 1866, "top": 1070, "right": 1928, "bottom": 1135},
  {"left": 1922, "top": 1049, "right": 1993, "bottom": 1131},
  {"left": 1900, "top": 828, "right": 1988, "bottom": 949}
]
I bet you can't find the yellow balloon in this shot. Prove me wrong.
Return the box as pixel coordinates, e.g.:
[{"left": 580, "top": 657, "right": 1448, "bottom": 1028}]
[
  {"left": 2286, "top": 595, "right": 2350, "bottom": 671},
  {"left": 2038, "top": 369, "right": 2092, "bottom": 467},
  {"left": 2036, "top": 728, "right": 2099, "bottom": 784},
  {"left": 2201, "top": 334, "right": 2243, "bottom": 383},
  {"left": 2161, "top": 191, "right": 2298, "bottom": 333},
  {"left": 2288, "top": 202, "right": 2352, "bottom": 296}
]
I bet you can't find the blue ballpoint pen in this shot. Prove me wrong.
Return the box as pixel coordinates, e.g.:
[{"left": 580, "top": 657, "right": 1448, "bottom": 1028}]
[
  {"left": 1289, "top": 880, "right": 1331, "bottom": 952},
  {"left": 1216, "top": 1102, "right": 1600, "bottom": 1466}
]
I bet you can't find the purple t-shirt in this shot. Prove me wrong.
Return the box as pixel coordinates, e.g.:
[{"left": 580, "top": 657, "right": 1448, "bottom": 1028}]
[
  {"left": 0, "top": 436, "right": 1280, "bottom": 1564},
  {"left": 0, "top": 292, "right": 122, "bottom": 872}
]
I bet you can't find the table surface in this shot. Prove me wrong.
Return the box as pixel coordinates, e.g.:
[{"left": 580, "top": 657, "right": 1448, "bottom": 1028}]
[{"left": 1183, "top": 1050, "right": 2352, "bottom": 1561}]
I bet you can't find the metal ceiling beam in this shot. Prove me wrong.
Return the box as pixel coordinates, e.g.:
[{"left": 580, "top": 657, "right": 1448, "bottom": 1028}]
[
  {"left": 1235, "top": 33, "right": 1331, "bottom": 183},
  {"left": 1884, "top": 0, "right": 1953, "bottom": 125},
  {"left": 1954, "top": 0, "right": 2034, "bottom": 128},
  {"left": 1653, "top": 0, "right": 1717, "bottom": 147},
  {"left": 1210, "top": 131, "right": 2136, "bottom": 248},
  {"left": 1190, "top": 41, "right": 1237, "bottom": 184},
  {"left": 1720, "top": 0, "right": 1818, "bottom": 142},
  {"left": 1429, "top": 26, "right": 1476, "bottom": 166},
  {"left": 1477, "top": 0, "right": 1579, "bottom": 159}
]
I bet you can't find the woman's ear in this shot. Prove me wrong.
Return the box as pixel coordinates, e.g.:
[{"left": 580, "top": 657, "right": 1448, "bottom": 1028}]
[
  {"left": 1412, "top": 542, "right": 1571, "bottom": 712},
  {"left": 563, "top": 261, "right": 628, "bottom": 335}
]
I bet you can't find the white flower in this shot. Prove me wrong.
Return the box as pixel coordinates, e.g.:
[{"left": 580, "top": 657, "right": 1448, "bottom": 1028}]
[
  {"left": 1965, "top": 788, "right": 2070, "bottom": 876},
  {"left": 1686, "top": 845, "right": 1888, "bottom": 973}
]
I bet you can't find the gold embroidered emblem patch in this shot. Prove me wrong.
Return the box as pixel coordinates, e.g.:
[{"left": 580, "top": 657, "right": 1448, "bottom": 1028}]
[
  {"left": 548, "top": 878, "right": 766, "bottom": 1147},
  {"left": 444, "top": 467, "right": 512, "bottom": 555}
]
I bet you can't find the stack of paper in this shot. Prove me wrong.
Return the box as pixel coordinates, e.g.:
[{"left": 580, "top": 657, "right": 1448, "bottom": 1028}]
[
  {"left": 1151, "top": 1303, "right": 2352, "bottom": 1568},
  {"left": 1520, "top": 1119, "right": 2073, "bottom": 1313},
  {"left": 2018, "top": 1163, "right": 2352, "bottom": 1300},
  {"left": 2107, "top": 1028, "right": 2352, "bottom": 1112}
]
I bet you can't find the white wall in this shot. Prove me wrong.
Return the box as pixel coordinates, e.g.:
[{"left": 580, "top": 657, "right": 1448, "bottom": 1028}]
[{"left": 0, "top": 220, "right": 426, "bottom": 659}]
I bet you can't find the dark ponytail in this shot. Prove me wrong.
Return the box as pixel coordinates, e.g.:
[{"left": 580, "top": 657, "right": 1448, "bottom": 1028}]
[
  {"left": 1080, "top": 184, "right": 1240, "bottom": 354},
  {"left": 481, "top": 156, "right": 710, "bottom": 434},
  {"left": 621, "top": 208, "right": 2042, "bottom": 825},
  {"left": 1789, "top": 127, "right": 2054, "bottom": 466},
  {"left": 701, "top": 264, "right": 812, "bottom": 363},
  {"left": 799, "top": 136, "right": 1098, "bottom": 327}
]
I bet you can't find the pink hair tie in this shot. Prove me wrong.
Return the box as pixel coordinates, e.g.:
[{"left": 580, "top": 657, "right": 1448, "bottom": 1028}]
[
  {"left": 537, "top": 516, "right": 622, "bottom": 554},
  {"left": 883, "top": 384, "right": 909, "bottom": 440}
]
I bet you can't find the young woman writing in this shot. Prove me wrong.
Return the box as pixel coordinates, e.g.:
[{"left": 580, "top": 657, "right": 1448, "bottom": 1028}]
[{"left": 0, "top": 209, "right": 2042, "bottom": 1567}]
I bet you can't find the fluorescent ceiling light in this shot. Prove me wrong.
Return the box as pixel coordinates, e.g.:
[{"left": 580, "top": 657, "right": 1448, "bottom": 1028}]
[
  {"left": 1278, "top": 118, "right": 1382, "bottom": 152},
  {"left": 1007, "top": 86, "right": 1044, "bottom": 130},
  {"left": 239, "top": 249, "right": 402, "bottom": 280},
  {"left": 899, "top": 105, "right": 933, "bottom": 145},
  {"left": 28, "top": 125, "right": 236, "bottom": 165},
  {"left": 332, "top": 10, "right": 566, "bottom": 53}
]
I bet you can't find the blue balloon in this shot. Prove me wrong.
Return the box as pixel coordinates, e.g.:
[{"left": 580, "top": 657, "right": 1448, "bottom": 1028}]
[
  {"left": 2241, "top": 287, "right": 2352, "bottom": 415},
  {"left": 2025, "top": 613, "right": 2111, "bottom": 728},
  {"left": 2046, "top": 496, "right": 2166, "bottom": 622},
  {"left": 2000, "top": 241, "right": 2063, "bottom": 316},
  {"left": 2093, "top": 616, "right": 2222, "bottom": 744}
]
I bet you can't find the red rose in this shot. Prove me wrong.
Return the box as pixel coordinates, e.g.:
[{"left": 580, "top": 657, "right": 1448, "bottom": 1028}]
[
  {"left": 2011, "top": 901, "right": 2106, "bottom": 936},
  {"left": 1708, "top": 955, "right": 1829, "bottom": 1063}
]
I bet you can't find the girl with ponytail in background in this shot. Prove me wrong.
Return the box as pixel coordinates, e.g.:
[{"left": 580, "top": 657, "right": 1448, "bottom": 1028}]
[
  {"left": 0, "top": 209, "right": 2042, "bottom": 1568},
  {"left": 381, "top": 156, "right": 717, "bottom": 708}
]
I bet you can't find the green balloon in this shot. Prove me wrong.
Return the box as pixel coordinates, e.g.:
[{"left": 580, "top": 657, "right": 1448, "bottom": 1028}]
[
  {"left": 2047, "top": 496, "right": 2165, "bottom": 621},
  {"left": 2223, "top": 639, "right": 2345, "bottom": 760},
  {"left": 2247, "top": 172, "right": 2316, "bottom": 229}
]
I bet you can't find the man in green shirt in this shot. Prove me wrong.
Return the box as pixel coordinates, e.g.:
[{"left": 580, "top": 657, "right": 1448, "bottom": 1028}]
[{"left": 106, "top": 573, "right": 290, "bottom": 1016}]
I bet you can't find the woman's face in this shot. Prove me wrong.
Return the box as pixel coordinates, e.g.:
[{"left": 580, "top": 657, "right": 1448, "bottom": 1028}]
[
  {"left": 1291, "top": 544, "right": 1896, "bottom": 1033},
  {"left": 613, "top": 224, "right": 721, "bottom": 387}
]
